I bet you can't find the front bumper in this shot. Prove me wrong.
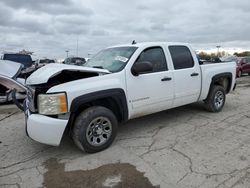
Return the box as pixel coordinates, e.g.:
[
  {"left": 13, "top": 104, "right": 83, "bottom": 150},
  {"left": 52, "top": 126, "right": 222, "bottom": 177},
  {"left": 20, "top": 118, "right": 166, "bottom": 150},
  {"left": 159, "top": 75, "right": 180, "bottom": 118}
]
[{"left": 24, "top": 99, "right": 69, "bottom": 146}]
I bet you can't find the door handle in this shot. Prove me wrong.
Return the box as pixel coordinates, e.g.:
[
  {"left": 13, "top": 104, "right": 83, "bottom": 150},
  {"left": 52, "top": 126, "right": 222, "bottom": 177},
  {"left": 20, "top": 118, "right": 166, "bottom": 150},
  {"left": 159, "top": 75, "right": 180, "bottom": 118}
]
[
  {"left": 161, "top": 77, "right": 172, "bottom": 81},
  {"left": 191, "top": 72, "right": 199, "bottom": 77}
]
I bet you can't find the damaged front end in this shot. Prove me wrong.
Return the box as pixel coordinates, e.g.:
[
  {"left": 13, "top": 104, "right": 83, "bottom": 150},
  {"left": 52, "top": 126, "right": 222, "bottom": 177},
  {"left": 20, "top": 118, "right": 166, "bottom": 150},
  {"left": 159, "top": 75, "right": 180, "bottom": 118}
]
[
  {"left": 21, "top": 64, "right": 110, "bottom": 112},
  {"left": 0, "top": 63, "right": 109, "bottom": 112},
  {"left": 26, "top": 69, "right": 102, "bottom": 113},
  {"left": 0, "top": 63, "right": 110, "bottom": 146}
]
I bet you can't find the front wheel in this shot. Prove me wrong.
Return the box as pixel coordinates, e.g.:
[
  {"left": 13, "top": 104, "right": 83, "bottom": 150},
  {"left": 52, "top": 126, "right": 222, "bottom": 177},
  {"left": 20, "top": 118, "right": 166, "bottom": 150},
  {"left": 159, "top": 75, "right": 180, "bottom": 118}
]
[
  {"left": 204, "top": 85, "right": 226, "bottom": 112},
  {"left": 72, "top": 106, "right": 118, "bottom": 153}
]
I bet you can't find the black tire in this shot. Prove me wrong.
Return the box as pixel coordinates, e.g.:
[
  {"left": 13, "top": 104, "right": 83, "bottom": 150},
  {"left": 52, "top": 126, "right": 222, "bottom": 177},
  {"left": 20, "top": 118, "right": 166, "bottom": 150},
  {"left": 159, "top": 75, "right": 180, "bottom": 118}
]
[
  {"left": 72, "top": 106, "right": 118, "bottom": 153},
  {"left": 204, "top": 85, "right": 226, "bottom": 112}
]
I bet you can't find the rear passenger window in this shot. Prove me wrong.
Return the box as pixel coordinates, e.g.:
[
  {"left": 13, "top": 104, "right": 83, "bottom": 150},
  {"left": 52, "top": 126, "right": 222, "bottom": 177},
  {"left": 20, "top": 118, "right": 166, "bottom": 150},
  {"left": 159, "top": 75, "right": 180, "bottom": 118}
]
[
  {"left": 169, "top": 46, "right": 194, "bottom": 70},
  {"left": 136, "top": 47, "right": 168, "bottom": 72}
]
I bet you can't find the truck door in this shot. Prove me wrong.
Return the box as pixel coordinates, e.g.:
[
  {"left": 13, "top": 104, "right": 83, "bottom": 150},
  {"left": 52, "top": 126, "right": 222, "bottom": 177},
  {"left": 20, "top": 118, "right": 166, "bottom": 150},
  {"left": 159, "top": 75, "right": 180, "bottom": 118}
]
[
  {"left": 168, "top": 45, "right": 201, "bottom": 107},
  {"left": 126, "top": 46, "right": 174, "bottom": 118}
]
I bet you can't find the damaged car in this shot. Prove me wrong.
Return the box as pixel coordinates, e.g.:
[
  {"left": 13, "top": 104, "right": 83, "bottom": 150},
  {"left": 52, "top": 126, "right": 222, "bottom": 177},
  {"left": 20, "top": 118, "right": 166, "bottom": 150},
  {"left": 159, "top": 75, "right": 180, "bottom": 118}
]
[
  {"left": 0, "top": 60, "right": 26, "bottom": 103},
  {"left": 2, "top": 53, "right": 41, "bottom": 79},
  {"left": 63, "top": 57, "right": 86, "bottom": 66}
]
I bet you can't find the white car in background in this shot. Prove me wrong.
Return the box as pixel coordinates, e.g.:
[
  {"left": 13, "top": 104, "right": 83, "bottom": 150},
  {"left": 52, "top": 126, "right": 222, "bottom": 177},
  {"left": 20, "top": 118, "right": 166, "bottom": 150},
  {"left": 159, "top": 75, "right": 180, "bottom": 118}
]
[{"left": 0, "top": 60, "right": 26, "bottom": 103}]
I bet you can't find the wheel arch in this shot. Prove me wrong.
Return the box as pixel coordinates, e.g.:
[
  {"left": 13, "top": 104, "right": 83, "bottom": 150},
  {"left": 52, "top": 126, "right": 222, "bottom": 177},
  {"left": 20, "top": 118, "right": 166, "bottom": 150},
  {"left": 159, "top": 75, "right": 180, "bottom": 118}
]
[
  {"left": 208, "top": 72, "right": 232, "bottom": 97},
  {"left": 69, "top": 89, "right": 128, "bottom": 126}
]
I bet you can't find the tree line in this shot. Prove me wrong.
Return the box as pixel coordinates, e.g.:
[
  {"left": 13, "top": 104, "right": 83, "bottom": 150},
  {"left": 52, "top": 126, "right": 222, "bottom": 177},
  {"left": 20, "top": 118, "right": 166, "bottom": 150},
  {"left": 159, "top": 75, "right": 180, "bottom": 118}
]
[{"left": 198, "top": 51, "right": 250, "bottom": 60}]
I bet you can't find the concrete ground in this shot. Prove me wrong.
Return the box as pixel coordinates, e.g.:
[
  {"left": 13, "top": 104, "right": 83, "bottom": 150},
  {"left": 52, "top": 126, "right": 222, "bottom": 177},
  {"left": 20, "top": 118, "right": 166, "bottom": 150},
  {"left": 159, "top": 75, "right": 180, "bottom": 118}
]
[{"left": 0, "top": 76, "right": 250, "bottom": 188}]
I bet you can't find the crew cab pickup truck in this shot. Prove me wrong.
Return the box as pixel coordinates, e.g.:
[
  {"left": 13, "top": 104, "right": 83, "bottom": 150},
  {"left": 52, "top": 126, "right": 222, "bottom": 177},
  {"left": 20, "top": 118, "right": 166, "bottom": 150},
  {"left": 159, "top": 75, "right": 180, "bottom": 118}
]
[{"left": 0, "top": 42, "right": 236, "bottom": 153}]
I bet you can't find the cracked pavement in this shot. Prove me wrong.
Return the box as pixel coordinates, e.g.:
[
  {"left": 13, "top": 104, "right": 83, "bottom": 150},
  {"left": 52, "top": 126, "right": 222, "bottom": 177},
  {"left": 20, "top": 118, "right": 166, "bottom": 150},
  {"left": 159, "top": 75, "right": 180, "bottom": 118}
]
[{"left": 1, "top": 76, "right": 250, "bottom": 188}]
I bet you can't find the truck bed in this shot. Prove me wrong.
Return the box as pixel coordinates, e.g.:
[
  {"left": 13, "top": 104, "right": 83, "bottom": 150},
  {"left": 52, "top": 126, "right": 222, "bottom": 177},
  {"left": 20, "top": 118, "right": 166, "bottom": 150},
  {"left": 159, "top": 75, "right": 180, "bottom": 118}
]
[{"left": 199, "top": 61, "right": 236, "bottom": 101}]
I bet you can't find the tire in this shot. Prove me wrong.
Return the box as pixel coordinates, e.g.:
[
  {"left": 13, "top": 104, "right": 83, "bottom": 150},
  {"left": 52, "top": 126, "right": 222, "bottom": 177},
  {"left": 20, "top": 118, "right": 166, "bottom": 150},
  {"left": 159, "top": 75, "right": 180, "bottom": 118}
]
[
  {"left": 238, "top": 70, "right": 242, "bottom": 77},
  {"left": 72, "top": 106, "right": 118, "bottom": 153},
  {"left": 248, "top": 73, "right": 250, "bottom": 76},
  {"left": 204, "top": 85, "right": 226, "bottom": 112}
]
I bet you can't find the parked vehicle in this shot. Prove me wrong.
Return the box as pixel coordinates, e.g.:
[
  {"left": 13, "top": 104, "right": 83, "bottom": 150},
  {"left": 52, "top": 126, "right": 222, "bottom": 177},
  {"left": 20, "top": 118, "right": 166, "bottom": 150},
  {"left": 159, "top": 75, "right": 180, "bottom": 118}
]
[
  {"left": 40, "top": 59, "right": 56, "bottom": 64},
  {"left": 0, "top": 60, "right": 26, "bottom": 103},
  {"left": 236, "top": 57, "right": 250, "bottom": 77},
  {"left": 63, "top": 57, "right": 86, "bottom": 66},
  {"left": 1, "top": 53, "right": 39, "bottom": 79},
  {"left": 35, "top": 59, "right": 56, "bottom": 67},
  {"left": 2, "top": 53, "right": 33, "bottom": 68},
  {"left": 0, "top": 42, "right": 236, "bottom": 153}
]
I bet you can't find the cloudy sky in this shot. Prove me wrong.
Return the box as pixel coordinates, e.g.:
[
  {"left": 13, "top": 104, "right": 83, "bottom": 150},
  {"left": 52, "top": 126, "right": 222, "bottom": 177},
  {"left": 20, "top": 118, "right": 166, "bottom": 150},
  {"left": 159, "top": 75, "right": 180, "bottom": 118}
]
[{"left": 0, "top": 0, "right": 249, "bottom": 59}]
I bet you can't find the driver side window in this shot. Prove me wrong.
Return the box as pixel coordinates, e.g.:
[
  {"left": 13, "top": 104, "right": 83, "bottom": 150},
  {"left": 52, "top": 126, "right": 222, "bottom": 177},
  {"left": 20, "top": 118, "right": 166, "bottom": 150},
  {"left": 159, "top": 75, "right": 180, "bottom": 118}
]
[{"left": 136, "top": 47, "right": 168, "bottom": 73}]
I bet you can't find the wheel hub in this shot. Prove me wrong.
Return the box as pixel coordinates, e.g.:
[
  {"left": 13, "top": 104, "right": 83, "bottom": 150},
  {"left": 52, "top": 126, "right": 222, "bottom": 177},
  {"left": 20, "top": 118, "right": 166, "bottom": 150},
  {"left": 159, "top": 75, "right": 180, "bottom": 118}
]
[
  {"left": 94, "top": 126, "right": 103, "bottom": 135},
  {"left": 214, "top": 91, "right": 224, "bottom": 109},
  {"left": 86, "top": 117, "right": 112, "bottom": 146}
]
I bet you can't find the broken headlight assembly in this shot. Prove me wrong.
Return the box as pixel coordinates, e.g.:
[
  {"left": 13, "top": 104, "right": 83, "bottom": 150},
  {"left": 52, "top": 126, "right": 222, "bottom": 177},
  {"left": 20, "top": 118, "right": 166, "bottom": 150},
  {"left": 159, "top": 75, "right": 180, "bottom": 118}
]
[{"left": 38, "top": 93, "right": 68, "bottom": 115}]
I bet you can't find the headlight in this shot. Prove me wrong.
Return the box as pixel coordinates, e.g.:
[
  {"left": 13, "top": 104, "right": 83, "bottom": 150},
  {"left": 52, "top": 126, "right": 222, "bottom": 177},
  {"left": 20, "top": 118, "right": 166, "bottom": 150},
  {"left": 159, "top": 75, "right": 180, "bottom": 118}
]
[{"left": 38, "top": 93, "right": 68, "bottom": 115}]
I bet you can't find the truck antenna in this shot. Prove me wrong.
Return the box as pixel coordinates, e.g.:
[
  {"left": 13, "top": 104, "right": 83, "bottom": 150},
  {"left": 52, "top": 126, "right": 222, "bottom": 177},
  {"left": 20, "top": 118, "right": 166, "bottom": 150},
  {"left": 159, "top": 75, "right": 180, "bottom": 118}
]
[{"left": 132, "top": 40, "right": 136, "bottom": 45}]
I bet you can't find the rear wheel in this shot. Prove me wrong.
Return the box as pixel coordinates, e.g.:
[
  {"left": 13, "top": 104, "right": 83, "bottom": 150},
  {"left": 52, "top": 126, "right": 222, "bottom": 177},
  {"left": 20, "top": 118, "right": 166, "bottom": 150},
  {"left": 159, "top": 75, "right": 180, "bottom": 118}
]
[
  {"left": 204, "top": 85, "right": 226, "bottom": 112},
  {"left": 72, "top": 106, "right": 118, "bottom": 153}
]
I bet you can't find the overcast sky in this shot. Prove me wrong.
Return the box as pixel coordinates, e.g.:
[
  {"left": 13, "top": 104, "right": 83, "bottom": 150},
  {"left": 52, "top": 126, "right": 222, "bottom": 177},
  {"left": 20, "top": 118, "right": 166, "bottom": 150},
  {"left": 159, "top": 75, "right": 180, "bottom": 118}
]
[{"left": 0, "top": 0, "right": 249, "bottom": 59}]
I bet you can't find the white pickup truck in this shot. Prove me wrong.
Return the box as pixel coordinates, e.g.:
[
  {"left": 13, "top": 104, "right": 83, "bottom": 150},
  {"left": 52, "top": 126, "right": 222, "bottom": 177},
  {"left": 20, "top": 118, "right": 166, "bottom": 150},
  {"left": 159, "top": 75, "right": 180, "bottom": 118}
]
[{"left": 0, "top": 42, "right": 236, "bottom": 153}]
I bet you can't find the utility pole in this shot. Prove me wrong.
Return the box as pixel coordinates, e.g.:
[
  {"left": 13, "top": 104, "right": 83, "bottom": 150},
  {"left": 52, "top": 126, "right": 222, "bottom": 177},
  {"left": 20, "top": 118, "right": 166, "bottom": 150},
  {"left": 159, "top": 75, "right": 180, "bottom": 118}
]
[
  {"left": 76, "top": 36, "right": 79, "bottom": 57},
  {"left": 65, "top": 50, "right": 69, "bottom": 58},
  {"left": 216, "top": 46, "right": 221, "bottom": 57}
]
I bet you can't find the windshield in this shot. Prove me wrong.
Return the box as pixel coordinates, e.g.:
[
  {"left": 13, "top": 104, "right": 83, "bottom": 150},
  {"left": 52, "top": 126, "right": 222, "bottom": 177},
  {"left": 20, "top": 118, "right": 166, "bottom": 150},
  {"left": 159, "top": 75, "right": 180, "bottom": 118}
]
[{"left": 85, "top": 47, "right": 138, "bottom": 72}]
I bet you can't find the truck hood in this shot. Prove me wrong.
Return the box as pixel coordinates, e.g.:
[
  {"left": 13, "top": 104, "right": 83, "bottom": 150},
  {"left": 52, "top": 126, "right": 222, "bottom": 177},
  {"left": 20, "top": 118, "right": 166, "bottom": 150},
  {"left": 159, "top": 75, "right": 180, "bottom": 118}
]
[{"left": 26, "top": 63, "right": 110, "bottom": 85}]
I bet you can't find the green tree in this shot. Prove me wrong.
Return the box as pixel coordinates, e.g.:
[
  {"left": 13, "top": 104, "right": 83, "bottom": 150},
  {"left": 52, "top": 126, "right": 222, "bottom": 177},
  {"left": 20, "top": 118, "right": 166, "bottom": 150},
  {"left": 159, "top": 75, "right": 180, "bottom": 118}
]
[{"left": 234, "top": 51, "right": 250, "bottom": 57}]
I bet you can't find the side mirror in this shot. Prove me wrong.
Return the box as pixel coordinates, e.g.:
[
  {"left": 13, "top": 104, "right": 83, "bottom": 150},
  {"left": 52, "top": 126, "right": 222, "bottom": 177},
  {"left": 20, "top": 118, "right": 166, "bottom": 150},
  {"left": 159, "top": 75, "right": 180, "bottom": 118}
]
[{"left": 131, "top": 61, "right": 153, "bottom": 76}]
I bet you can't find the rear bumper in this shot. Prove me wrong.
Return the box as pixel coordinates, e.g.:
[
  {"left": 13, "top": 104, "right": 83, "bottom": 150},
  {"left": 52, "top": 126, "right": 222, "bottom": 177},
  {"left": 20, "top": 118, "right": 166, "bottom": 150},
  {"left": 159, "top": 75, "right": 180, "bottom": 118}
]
[{"left": 24, "top": 100, "right": 69, "bottom": 146}]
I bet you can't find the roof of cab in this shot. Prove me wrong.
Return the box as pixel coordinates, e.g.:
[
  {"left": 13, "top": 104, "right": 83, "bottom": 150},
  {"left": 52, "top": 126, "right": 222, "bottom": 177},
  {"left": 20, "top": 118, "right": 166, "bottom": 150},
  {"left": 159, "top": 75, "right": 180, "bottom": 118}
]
[{"left": 108, "top": 42, "right": 190, "bottom": 49}]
